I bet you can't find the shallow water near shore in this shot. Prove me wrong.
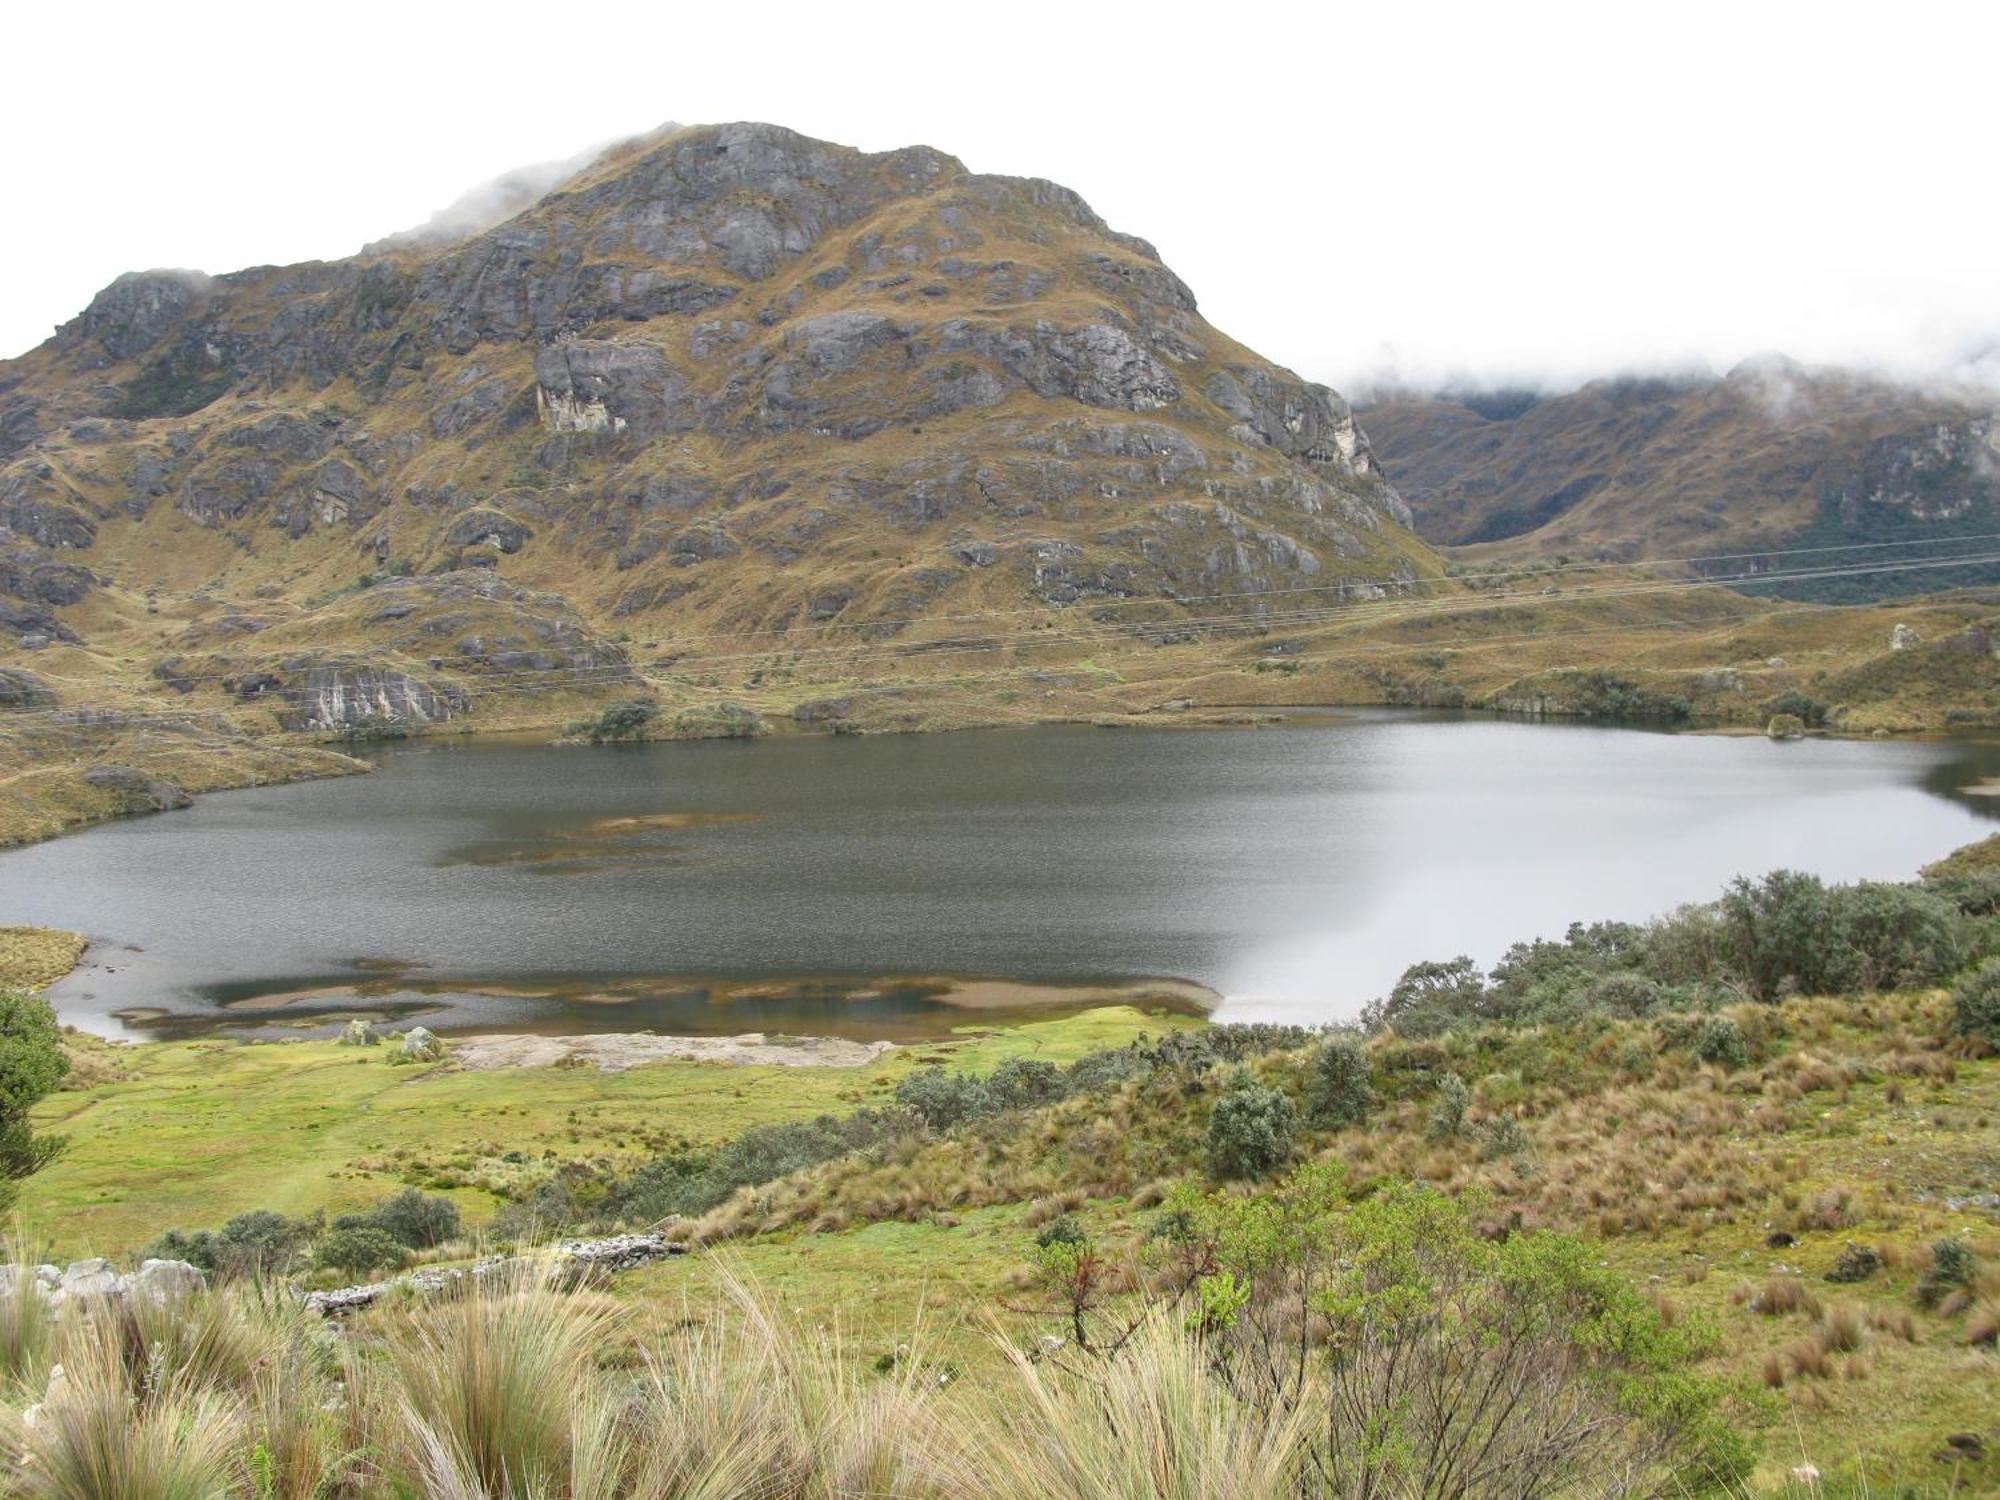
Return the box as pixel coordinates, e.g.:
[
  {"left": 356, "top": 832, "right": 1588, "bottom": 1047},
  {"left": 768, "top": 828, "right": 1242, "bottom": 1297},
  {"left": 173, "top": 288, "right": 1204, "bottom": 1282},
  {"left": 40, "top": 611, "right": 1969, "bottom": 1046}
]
[{"left": 5, "top": 711, "right": 1997, "bottom": 1040}]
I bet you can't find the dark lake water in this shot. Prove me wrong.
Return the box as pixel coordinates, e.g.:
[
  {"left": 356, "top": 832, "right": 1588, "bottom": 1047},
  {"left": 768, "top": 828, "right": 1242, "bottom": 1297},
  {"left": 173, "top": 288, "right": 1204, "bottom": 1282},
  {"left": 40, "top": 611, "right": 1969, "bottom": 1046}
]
[{"left": 4, "top": 712, "right": 1997, "bottom": 1040}]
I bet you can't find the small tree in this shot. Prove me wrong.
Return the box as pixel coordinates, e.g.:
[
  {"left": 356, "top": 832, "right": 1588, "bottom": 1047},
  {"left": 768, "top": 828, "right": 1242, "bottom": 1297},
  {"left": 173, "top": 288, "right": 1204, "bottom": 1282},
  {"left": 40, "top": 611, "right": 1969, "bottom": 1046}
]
[
  {"left": 579, "top": 699, "right": 659, "bottom": 743},
  {"left": 1206, "top": 1071, "right": 1296, "bottom": 1180},
  {"left": 1305, "top": 1034, "right": 1373, "bottom": 1127},
  {"left": 334, "top": 1187, "right": 461, "bottom": 1249},
  {"left": 1360, "top": 956, "right": 1492, "bottom": 1037},
  {"left": 0, "top": 990, "right": 69, "bottom": 1213}
]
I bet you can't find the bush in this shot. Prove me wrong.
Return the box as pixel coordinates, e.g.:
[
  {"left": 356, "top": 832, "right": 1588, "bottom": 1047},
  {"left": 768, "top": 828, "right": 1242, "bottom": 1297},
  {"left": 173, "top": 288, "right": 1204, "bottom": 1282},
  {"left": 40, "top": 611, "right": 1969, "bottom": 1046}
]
[
  {"left": 145, "top": 1209, "right": 316, "bottom": 1279},
  {"left": 333, "top": 1188, "right": 461, "bottom": 1249},
  {"left": 1718, "top": 870, "right": 1857, "bottom": 1000},
  {"left": 0, "top": 989, "right": 68, "bottom": 1213},
  {"left": 895, "top": 1068, "right": 997, "bottom": 1132},
  {"left": 987, "top": 1058, "right": 1066, "bottom": 1111},
  {"left": 572, "top": 699, "right": 659, "bottom": 743},
  {"left": 1306, "top": 1034, "right": 1373, "bottom": 1127},
  {"left": 1830, "top": 881, "right": 1963, "bottom": 991},
  {"left": 1693, "top": 1015, "right": 1749, "bottom": 1069},
  {"left": 1427, "top": 1073, "right": 1470, "bottom": 1142},
  {"left": 1480, "top": 1116, "right": 1533, "bottom": 1162},
  {"left": 1950, "top": 959, "right": 2000, "bottom": 1048},
  {"left": 1206, "top": 1072, "right": 1296, "bottom": 1180},
  {"left": 315, "top": 1226, "right": 408, "bottom": 1277},
  {"left": 1918, "top": 1238, "right": 1978, "bottom": 1308},
  {"left": 1034, "top": 1213, "right": 1088, "bottom": 1250},
  {"left": 1583, "top": 970, "right": 1664, "bottom": 1017},
  {"left": 1361, "top": 957, "right": 1492, "bottom": 1037}
]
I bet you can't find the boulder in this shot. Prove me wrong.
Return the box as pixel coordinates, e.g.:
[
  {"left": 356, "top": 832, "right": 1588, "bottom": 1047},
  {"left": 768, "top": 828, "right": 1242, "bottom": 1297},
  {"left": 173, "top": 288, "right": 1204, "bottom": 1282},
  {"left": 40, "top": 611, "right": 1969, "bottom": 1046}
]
[
  {"left": 128, "top": 1258, "right": 207, "bottom": 1305},
  {"left": 57, "top": 1258, "right": 120, "bottom": 1303},
  {"left": 340, "top": 1018, "right": 378, "bottom": 1047},
  {"left": 1890, "top": 623, "right": 1922, "bottom": 651},
  {"left": 1766, "top": 713, "right": 1806, "bottom": 741},
  {"left": 400, "top": 1026, "right": 444, "bottom": 1061}
]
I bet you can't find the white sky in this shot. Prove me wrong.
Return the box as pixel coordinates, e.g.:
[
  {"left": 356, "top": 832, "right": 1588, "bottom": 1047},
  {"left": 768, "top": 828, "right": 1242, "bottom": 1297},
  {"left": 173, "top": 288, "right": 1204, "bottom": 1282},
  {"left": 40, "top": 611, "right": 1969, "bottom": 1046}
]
[{"left": 5, "top": 0, "right": 1996, "bottom": 393}]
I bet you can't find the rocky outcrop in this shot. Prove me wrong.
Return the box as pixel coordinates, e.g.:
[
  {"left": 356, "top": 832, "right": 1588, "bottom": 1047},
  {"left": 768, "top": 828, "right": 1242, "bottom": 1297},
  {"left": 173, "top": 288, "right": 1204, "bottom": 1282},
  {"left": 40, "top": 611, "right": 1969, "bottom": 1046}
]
[
  {"left": 73, "top": 271, "right": 211, "bottom": 362},
  {"left": 0, "top": 1257, "right": 206, "bottom": 1310},
  {"left": 81, "top": 763, "right": 193, "bottom": 812},
  {"left": 535, "top": 339, "right": 697, "bottom": 438}
]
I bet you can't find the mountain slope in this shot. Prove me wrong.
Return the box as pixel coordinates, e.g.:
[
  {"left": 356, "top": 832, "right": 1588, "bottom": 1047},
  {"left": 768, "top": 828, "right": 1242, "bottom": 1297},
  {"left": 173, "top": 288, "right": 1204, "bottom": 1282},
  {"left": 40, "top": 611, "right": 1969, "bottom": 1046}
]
[
  {"left": 0, "top": 121, "right": 1430, "bottom": 743},
  {"left": 1359, "top": 360, "right": 2000, "bottom": 599}
]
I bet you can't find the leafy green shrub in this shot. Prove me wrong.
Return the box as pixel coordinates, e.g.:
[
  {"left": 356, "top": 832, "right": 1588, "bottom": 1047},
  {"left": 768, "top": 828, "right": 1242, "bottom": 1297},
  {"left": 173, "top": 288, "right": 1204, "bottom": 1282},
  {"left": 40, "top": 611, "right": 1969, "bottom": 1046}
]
[
  {"left": 1034, "top": 1213, "right": 1088, "bottom": 1250},
  {"left": 315, "top": 1226, "right": 409, "bottom": 1277},
  {"left": 1950, "top": 959, "right": 2000, "bottom": 1048},
  {"left": 1205, "top": 1072, "right": 1296, "bottom": 1180},
  {"left": 1830, "top": 881, "right": 1963, "bottom": 990},
  {"left": 895, "top": 1067, "right": 997, "bottom": 1132},
  {"left": 1306, "top": 1034, "right": 1373, "bottom": 1127},
  {"left": 0, "top": 989, "right": 68, "bottom": 1212},
  {"left": 1427, "top": 1072, "right": 1470, "bottom": 1142},
  {"left": 571, "top": 699, "right": 659, "bottom": 743},
  {"left": 1480, "top": 1116, "right": 1533, "bottom": 1161},
  {"left": 1361, "top": 957, "right": 1492, "bottom": 1037},
  {"left": 1825, "top": 1243, "right": 1881, "bottom": 1284},
  {"left": 333, "top": 1187, "right": 460, "bottom": 1249},
  {"left": 1717, "top": 870, "right": 1856, "bottom": 1000},
  {"left": 988, "top": 1058, "right": 1065, "bottom": 1111},
  {"left": 1693, "top": 1015, "right": 1749, "bottom": 1069},
  {"left": 1918, "top": 1238, "right": 1978, "bottom": 1308}
]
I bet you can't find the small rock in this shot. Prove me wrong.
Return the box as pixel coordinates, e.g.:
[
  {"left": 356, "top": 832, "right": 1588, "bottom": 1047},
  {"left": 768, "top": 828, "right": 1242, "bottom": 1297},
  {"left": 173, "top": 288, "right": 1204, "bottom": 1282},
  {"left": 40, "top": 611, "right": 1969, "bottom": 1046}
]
[
  {"left": 339, "top": 1018, "right": 378, "bottom": 1047},
  {"left": 1890, "top": 623, "right": 1922, "bottom": 651},
  {"left": 400, "top": 1026, "right": 444, "bottom": 1061},
  {"left": 128, "top": 1258, "right": 206, "bottom": 1305}
]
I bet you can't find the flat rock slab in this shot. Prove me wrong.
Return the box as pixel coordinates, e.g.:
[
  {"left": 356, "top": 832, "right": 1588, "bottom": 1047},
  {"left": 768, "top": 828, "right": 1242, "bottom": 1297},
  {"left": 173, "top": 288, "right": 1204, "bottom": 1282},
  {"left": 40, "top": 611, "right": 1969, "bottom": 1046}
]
[{"left": 449, "top": 1031, "right": 895, "bottom": 1072}]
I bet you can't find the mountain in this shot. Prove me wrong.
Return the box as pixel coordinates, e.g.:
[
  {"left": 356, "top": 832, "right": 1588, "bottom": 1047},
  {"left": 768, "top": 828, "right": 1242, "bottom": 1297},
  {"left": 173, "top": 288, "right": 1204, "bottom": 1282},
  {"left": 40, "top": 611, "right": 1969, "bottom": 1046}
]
[
  {"left": 0, "top": 121, "right": 1428, "bottom": 746},
  {"left": 1357, "top": 360, "right": 2000, "bottom": 600}
]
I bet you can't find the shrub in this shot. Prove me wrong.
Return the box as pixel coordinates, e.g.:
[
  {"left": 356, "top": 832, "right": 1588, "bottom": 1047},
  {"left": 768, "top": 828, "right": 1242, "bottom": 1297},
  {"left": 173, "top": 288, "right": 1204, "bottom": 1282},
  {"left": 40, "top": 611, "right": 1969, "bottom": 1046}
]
[
  {"left": 1918, "top": 1238, "right": 1978, "bottom": 1308},
  {"left": 895, "top": 1068, "right": 997, "bottom": 1132},
  {"left": 315, "top": 1226, "right": 408, "bottom": 1277},
  {"left": 1585, "top": 970, "right": 1664, "bottom": 1017},
  {"left": 1693, "top": 1015, "right": 1749, "bottom": 1069},
  {"left": 1034, "top": 1212, "right": 1088, "bottom": 1251},
  {"left": 1479, "top": 1116, "right": 1532, "bottom": 1162},
  {"left": 1305, "top": 1034, "right": 1373, "bottom": 1127},
  {"left": 1205, "top": 1072, "right": 1296, "bottom": 1180},
  {"left": 146, "top": 1209, "right": 317, "bottom": 1279},
  {"left": 1830, "top": 881, "right": 1963, "bottom": 990},
  {"left": 987, "top": 1057, "right": 1066, "bottom": 1111},
  {"left": 573, "top": 699, "right": 658, "bottom": 743},
  {"left": 0, "top": 989, "right": 69, "bottom": 1213},
  {"left": 1717, "top": 870, "right": 1858, "bottom": 1000},
  {"left": 1361, "top": 956, "right": 1492, "bottom": 1037},
  {"left": 1950, "top": 959, "right": 2000, "bottom": 1048},
  {"left": 333, "top": 1187, "right": 461, "bottom": 1249},
  {"left": 1427, "top": 1072, "right": 1470, "bottom": 1142}
]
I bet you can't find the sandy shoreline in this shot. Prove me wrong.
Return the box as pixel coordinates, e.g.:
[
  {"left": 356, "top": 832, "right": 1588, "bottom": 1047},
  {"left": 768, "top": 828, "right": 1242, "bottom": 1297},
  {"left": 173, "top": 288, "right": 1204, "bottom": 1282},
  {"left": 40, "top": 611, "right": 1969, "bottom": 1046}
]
[{"left": 445, "top": 1031, "right": 897, "bottom": 1071}]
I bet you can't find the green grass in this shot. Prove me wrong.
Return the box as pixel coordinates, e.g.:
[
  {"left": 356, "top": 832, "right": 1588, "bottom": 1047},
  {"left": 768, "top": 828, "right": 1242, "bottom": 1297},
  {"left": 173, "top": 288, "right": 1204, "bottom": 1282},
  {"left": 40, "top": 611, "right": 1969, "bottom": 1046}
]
[{"left": 19, "top": 1006, "right": 1191, "bottom": 1257}]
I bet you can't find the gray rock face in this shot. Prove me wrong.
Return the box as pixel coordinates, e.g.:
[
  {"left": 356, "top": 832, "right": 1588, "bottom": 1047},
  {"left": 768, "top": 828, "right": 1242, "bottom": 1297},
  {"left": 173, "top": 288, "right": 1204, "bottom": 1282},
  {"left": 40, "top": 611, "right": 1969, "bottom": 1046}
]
[
  {"left": 535, "top": 340, "right": 696, "bottom": 438},
  {"left": 0, "top": 472, "right": 97, "bottom": 549},
  {"left": 279, "top": 665, "right": 467, "bottom": 731},
  {"left": 75, "top": 271, "right": 209, "bottom": 361},
  {"left": 445, "top": 509, "right": 532, "bottom": 553}
]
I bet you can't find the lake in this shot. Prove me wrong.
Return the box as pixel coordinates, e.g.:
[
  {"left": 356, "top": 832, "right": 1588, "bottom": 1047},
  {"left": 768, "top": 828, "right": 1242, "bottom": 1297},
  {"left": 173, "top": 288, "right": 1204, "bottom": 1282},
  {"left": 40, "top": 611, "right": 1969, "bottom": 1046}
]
[{"left": 4, "top": 712, "right": 1996, "bottom": 1040}]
